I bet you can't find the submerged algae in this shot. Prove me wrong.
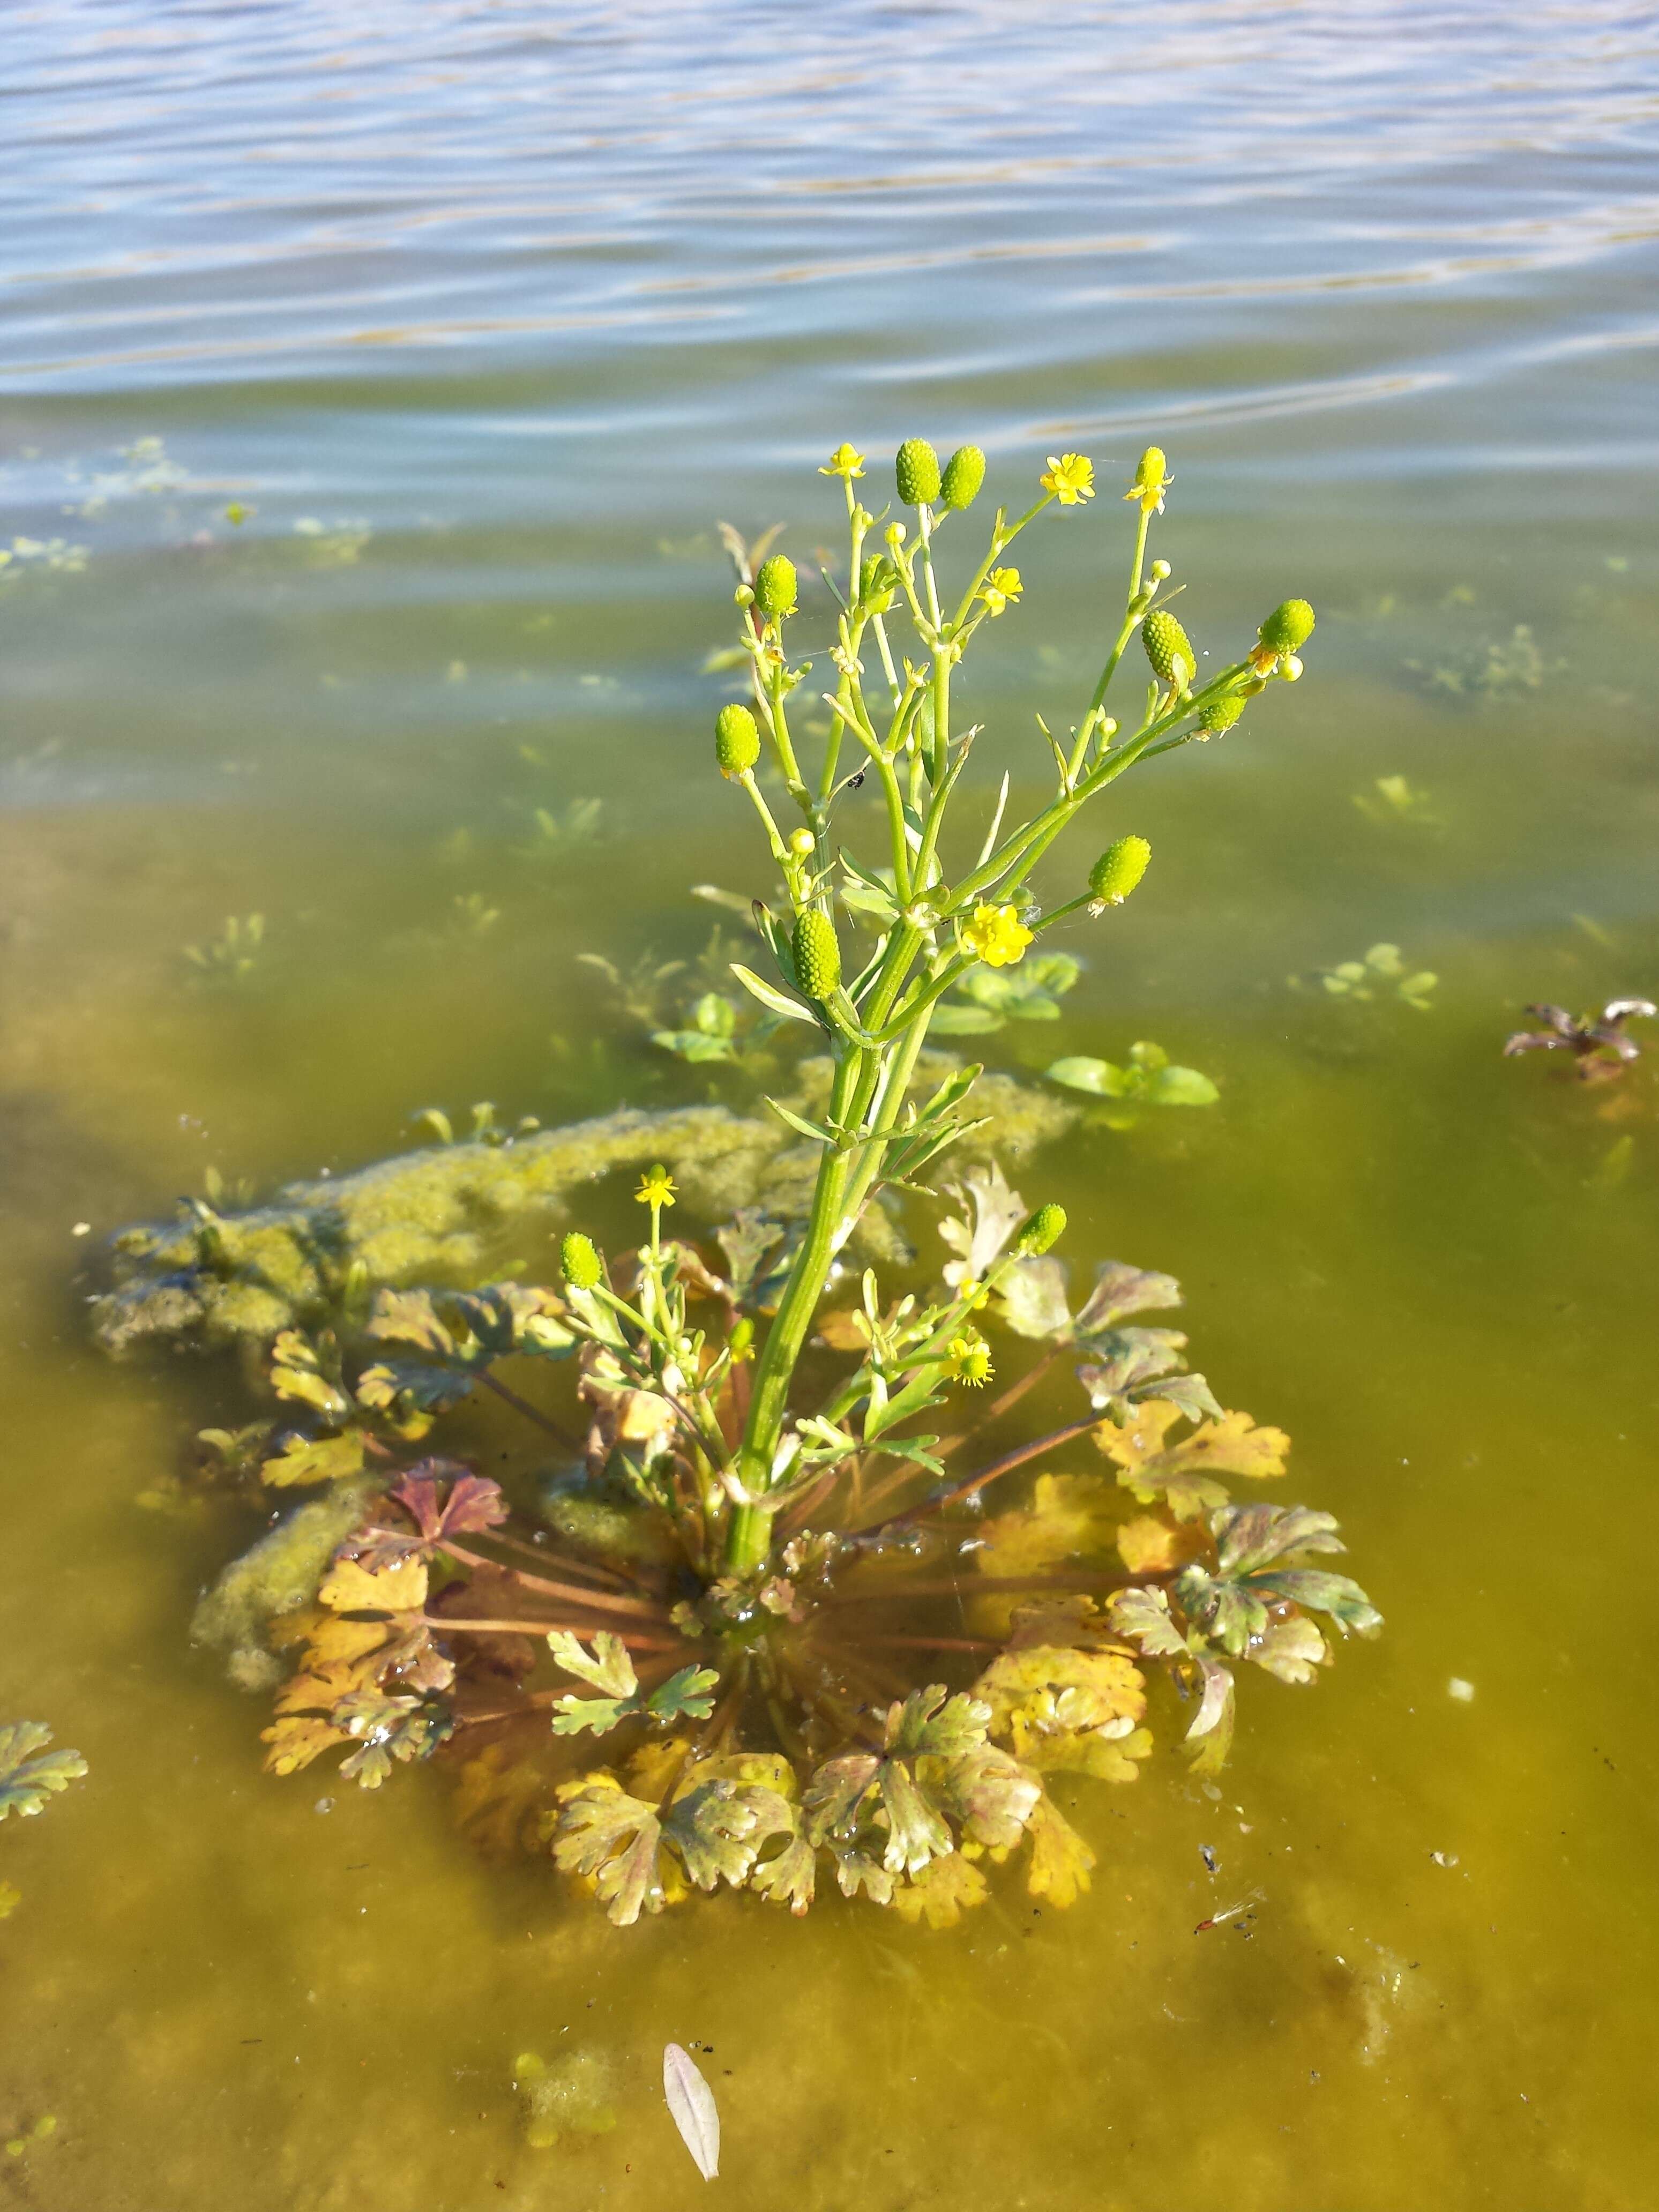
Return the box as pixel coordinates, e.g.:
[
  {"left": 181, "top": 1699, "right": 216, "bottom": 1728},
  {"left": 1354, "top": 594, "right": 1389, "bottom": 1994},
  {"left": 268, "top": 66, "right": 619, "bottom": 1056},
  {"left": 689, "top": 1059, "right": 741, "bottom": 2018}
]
[
  {"left": 94, "top": 1105, "right": 794, "bottom": 1357},
  {"left": 190, "top": 1480, "right": 380, "bottom": 1689},
  {"left": 94, "top": 1081, "right": 1080, "bottom": 1358}
]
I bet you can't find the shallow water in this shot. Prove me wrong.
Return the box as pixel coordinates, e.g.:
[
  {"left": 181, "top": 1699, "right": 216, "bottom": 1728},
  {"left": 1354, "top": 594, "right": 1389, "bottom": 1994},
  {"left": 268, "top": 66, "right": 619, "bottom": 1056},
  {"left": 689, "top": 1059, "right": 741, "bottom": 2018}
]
[{"left": 4, "top": 4, "right": 1658, "bottom": 2206}]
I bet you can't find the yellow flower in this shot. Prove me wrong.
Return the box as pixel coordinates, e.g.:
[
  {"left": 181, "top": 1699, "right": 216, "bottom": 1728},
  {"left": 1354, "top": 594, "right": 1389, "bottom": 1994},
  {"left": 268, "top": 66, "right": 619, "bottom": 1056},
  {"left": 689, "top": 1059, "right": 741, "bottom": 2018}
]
[
  {"left": 979, "top": 565, "right": 1023, "bottom": 616},
  {"left": 956, "top": 1276, "right": 991, "bottom": 1311},
  {"left": 1124, "top": 446, "right": 1171, "bottom": 515},
  {"left": 1040, "top": 453, "right": 1095, "bottom": 506},
  {"left": 819, "top": 443, "right": 866, "bottom": 481},
  {"left": 961, "top": 901, "right": 1034, "bottom": 968},
  {"left": 635, "top": 1164, "right": 677, "bottom": 1209},
  {"left": 946, "top": 1333, "right": 994, "bottom": 1387}
]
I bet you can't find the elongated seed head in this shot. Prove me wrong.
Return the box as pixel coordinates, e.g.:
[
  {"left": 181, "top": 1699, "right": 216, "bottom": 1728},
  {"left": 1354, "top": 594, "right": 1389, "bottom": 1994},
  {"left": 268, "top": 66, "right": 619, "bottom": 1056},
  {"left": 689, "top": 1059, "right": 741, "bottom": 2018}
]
[
  {"left": 714, "top": 702, "right": 761, "bottom": 778},
  {"left": 791, "top": 908, "right": 842, "bottom": 1000},
  {"left": 753, "top": 555, "right": 797, "bottom": 619},
  {"left": 1088, "top": 834, "right": 1152, "bottom": 905},
  {"left": 1258, "top": 598, "right": 1314, "bottom": 655},
  {"left": 1141, "top": 607, "right": 1196, "bottom": 690},
  {"left": 940, "top": 445, "right": 986, "bottom": 510},
  {"left": 1016, "top": 1202, "right": 1067, "bottom": 1256},
  {"left": 561, "top": 1232, "right": 603, "bottom": 1291},
  {"left": 1199, "top": 693, "right": 1245, "bottom": 737},
  {"left": 895, "top": 438, "right": 941, "bottom": 506}
]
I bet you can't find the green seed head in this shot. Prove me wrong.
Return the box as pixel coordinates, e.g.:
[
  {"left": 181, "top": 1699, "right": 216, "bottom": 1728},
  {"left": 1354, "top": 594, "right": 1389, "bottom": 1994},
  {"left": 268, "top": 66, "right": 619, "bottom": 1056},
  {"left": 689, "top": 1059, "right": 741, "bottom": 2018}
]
[
  {"left": 895, "top": 438, "right": 941, "bottom": 506},
  {"left": 1258, "top": 598, "right": 1315, "bottom": 656},
  {"left": 1016, "top": 1202, "right": 1067, "bottom": 1257},
  {"left": 1198, "top": 692, "right": 1245, "bottom": 737},
  {"left": 939, "top": 445, "right": 986, "bottom": 510},
  {"left": 1141, "top": 608, "right": 1196, "bottom": 691},
  {"left": 714, "top": 702, "right": 761, "bottom": 779},
  {"left": 560, "top": 1231, "right": 603, "bottom": 1292},
  {"left": 1088, "top": 834, "right": 1152, "bottom": 906},
  {"left": 791, "top": 908, "right": 842, "bottom": 1000},
  {"left": 753, "top": 555, "right": 797, "bottom": 620},
  {"left": 859, "top": 554, "right": 897, "bottom": 614}
]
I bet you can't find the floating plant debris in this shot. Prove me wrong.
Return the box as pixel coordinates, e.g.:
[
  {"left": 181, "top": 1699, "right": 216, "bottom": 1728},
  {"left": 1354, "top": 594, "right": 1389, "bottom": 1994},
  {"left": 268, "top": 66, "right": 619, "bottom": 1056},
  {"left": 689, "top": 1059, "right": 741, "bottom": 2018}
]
[{"left": 1502, "top": 999, "right": 1655, "bottom": 1082}]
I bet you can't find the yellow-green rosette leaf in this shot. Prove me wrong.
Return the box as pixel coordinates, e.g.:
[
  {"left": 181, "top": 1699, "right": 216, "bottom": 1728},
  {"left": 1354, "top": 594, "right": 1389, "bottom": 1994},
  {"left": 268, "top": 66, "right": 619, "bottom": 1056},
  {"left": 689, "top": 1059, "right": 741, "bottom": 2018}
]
[
  {"left": 791, "top": 909, "right": 842, "bottom": 1001},
  {"left": 1141, "top": 609, "right": 1196, "bottom": 692},
  {"left": 753, "top": 555, "right": 797, "bottom": 619},
  {"left": 714, "top": 703, "right": 760, "bottom": 779},
  {"left": 939, "top": 445, "right": 985, "bottom": 510},
  {"left": 894, "top": 438, "right": 941, "bottom": 506},
  {"left": 1088, "top": 835, "right": 1152, "bottom": 906}
]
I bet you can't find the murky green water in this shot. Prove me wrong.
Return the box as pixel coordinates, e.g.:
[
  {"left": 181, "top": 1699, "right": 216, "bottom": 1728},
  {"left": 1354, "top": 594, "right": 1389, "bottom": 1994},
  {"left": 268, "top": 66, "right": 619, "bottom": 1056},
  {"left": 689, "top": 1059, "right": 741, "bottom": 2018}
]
[{"left": 4, "top": 5, "right": 1658, "bottom": 2205}]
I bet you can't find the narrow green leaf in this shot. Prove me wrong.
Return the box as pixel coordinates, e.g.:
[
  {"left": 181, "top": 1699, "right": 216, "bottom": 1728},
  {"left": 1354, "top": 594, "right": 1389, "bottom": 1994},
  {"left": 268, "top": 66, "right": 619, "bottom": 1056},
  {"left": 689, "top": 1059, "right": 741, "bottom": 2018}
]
[{"left": 729, "top": 963, "right": 818, "bottom": 1025}]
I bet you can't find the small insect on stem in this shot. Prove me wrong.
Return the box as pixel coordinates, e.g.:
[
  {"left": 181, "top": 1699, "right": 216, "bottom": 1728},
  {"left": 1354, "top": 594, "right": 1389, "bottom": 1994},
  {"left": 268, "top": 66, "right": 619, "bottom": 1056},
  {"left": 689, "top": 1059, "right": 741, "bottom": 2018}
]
[{"left": 1194, "top": 1886, "right": 1264, "bottom": 1935}]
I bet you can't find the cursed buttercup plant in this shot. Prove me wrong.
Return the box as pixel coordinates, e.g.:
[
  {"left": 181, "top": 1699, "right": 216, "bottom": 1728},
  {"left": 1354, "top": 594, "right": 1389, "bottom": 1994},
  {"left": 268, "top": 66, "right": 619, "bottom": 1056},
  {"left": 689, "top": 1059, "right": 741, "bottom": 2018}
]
[{"left": 105, "top": 442, "right": 1377, "bottom": 1925}]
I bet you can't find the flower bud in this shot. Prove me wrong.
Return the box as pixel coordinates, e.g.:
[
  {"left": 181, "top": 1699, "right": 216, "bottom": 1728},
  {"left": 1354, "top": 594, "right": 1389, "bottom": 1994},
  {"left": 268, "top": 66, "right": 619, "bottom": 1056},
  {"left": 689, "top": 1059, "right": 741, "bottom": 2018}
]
[
  {"left": 1141, "top": 608, "right": 1196, "bottom": 692},
  {"left": 939, "top": 445, "right": 985, "bottom": 510},
  {"left": 788, "top": 827, "right": 816, "bottom": 857},
  {"left": 1088, "top": 834, "right": 1151, "bottom": 905},
  {"left": 1279, "top": 654, "right": 1304, "bottom": 682},
  {"left": 753, "top": 555, "right": 797, "bottom": 619},
  {"left": 791, "top": 908, "right": 841, "bottom": 1000},
  {"left": 1258, "top": 598, "right": 1315, "bottom": 656},
  {"left": 715, "top": 702, "right": 761, "bottom": 778},
  {"left": 729, "top": 1316, "right": 754, "bottom": 1357},
  {"left": 1198, "top": 693, "right": 1245, "bottom": 737},
  {"left": 1125, "top": 447, "right": 1171, "bottom": 513},
  {"left": 894, "top": 438, "right": 941, "bottom": 506},
  {"left": 561, "top": 1231, "right": 603, "bottom": 1291},
  {"left": 1150, "top": 558, "right": 1171, "bottom": 581},
  {"left": 1015, "top": 1202, "right": 1067, "bottom": 1257},
  {"left": 859, "top": 554, "right": 896, "bottom": 613}
]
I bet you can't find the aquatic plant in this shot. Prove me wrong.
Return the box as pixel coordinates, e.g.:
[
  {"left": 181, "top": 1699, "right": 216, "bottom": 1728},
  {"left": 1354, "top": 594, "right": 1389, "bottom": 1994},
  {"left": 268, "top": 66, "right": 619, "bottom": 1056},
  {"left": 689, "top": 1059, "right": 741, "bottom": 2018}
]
[
  {"left": 1292, "top": 940, "right": 1437, "bottom": 1010},
  {"left": 181, "top": 911, "right": 264, "bottom": 986},
  {"left": 1503, "top": 998, "right": 1654, "bottom": 1082},
  {"left": 1046, "top": 1040, "right": 1219, "bottom": 1124},
  {"left": 0, "top": 1724, "right": 86, "bottom": 1825},
  {"left": 103, "top": 442, "right": 1378, "bottom": 1925}
]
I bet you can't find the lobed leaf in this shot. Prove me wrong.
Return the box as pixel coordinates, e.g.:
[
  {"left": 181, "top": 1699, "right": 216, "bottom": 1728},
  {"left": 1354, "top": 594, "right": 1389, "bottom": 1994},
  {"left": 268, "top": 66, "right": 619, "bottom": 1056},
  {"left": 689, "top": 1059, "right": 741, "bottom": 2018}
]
[
  {"left": 1101, "top": 1400, "right": 1288, "bottom": 1519},
  {"left": 1024, "top": 1792, "right": 1096, "bottom": 1907},
  {"left": 1072, "top": 1260, "right": 1184, "bottom": 1336},
  {"left": 551, "top": 1773, "right": 668, "bottom": 1926},
  {"left": 317, "top": 1555, "right": 428, "bottom": 1616},
  {"left": 0, "top": 1724, "right": 88, "bottom": 1821},
  {"left": 1107, "top": 1585, "right": 1190, "bottom": 1661},
  {"left": 888, "top": 1850, "right": 988, "bottom": 1927},
  {"left": 980, "top": 1471, "right": 1119, "bottom": 1577},
  {"left": 997, "top": 1256, "right": 1073, "bottom": 1340},
  {"left": 262, "top": 1430, "right": 368, "bottom": 1488}
]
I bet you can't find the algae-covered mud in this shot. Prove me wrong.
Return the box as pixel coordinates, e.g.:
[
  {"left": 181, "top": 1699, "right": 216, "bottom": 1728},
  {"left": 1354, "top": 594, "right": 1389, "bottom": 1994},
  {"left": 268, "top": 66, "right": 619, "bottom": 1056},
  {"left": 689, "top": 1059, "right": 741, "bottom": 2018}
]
[{"left": 4, "top": 4, "right": 1659, "bottom": 2209}]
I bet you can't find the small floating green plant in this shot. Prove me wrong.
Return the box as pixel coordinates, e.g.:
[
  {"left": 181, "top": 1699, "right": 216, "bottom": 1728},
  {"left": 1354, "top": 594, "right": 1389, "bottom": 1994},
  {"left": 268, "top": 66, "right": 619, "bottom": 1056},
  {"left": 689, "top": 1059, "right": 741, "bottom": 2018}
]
[{"left": 102, "top": 443, "right": 1377, "bottom": 1926}]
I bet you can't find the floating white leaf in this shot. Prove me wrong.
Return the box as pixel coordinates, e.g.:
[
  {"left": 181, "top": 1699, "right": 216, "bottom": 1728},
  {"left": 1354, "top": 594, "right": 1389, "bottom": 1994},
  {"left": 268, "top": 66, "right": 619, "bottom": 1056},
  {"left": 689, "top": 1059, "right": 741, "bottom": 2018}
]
[{"left": 663, "top": 2041, "right": 720, "bottom": 2180}]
